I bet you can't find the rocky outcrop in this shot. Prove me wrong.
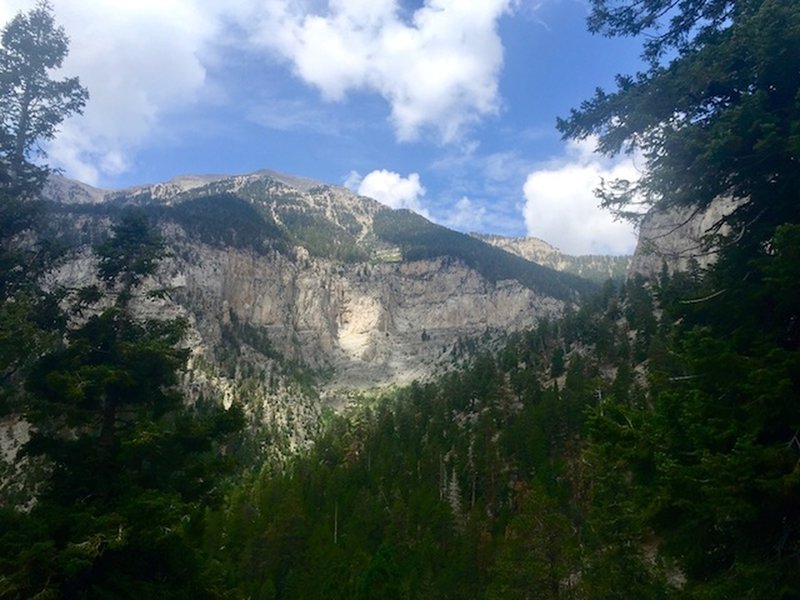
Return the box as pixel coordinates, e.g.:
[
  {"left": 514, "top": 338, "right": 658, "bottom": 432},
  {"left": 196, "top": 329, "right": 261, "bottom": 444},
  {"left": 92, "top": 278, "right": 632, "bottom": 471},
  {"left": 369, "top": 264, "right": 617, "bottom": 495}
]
[
  {"left": 46, "top": 233, "right": 560, "bottom": 389},
  {"left": 628, "top": 198, "right": 738, "bottom": 278},
  {"left": 25, "top": 171, "right": 578, "bottom": 460},
  {"left": 475, "top": 233, "right": 632, "bottom": 282},
  {"left": 474, "top": 234, "right": 561, "bottom": 265}
]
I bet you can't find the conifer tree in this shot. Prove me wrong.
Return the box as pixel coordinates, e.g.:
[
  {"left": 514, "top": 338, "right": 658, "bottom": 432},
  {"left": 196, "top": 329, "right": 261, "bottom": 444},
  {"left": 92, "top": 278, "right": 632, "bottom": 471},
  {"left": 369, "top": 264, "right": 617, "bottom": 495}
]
[
  {"left": 0, "top": 0, "right": 87, "bottom": 197},
  {"left": 562, "top": 0, "right": 800, "bottom": 593},
  {"left": 1, "top": 211, "right": 243, "bottom": 598},
  {"left": 0, "top": 1, "right": 87, "bottom": 410},
  {"left": 558, "top": 0, "right": 800, "bottom": 256}
]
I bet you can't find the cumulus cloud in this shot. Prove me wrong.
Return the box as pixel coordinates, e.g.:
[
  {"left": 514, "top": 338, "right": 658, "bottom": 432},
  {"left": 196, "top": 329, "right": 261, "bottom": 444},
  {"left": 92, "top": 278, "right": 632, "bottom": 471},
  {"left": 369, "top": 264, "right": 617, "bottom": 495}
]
[
  {"left": 1, "top": 0, "right": 515, "bottom": 184},
  {"left": 522, "top": 138, "right": 640, "bottom": 255},
  {"left": 0, "top": 0, "right": 229, "bottom": 184},
  {"left": 354, "top": 169, "right": 430, "bottom": 218},
  {"left": 252, "top": 0, "right": 514, "bottom": 142}
]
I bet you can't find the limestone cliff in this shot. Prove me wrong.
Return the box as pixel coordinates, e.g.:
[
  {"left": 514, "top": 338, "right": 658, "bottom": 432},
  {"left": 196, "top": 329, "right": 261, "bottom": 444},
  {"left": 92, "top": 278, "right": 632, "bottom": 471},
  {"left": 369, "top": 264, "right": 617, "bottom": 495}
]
[
  {"left": 474, "top": 233, "right": 632, "bottom": 282},
  {"left": 628, "top": 198, "right": 738, "bottom": 278},
  {"left": 20, "top": 171, "right": 583, "bottom": 459}
]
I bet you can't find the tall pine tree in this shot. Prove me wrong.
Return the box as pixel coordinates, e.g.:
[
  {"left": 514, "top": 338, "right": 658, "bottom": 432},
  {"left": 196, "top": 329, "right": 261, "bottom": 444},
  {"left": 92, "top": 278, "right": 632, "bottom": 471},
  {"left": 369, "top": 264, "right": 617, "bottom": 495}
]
[{"left": 1, "top": 211, "right": 243, "bottom": 598}]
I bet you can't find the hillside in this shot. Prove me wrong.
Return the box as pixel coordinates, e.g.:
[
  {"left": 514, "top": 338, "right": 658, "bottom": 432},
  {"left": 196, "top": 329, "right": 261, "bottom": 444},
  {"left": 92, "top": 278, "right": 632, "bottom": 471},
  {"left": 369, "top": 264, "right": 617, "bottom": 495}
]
[
  {"left": 6, "top": 159, "right": 797, "bottom": 600},
  {"left": 198, "top": 225, "right": 800, "bottom": 597},
  {"left": 0, "top": 171, "right": 592, "bottom": 472},
  {"left": 3, "top": 0, "right": 799, "bottom": 595},
  {"left": 474, "top": 233, "right": 632, "bottom": 283}
]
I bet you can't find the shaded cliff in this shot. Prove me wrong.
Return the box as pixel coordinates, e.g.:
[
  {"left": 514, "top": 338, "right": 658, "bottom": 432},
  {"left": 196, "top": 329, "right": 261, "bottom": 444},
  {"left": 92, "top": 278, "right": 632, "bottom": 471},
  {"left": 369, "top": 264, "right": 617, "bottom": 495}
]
[{"left": 628, "top": 198, "right": 739, "bottom": 278}]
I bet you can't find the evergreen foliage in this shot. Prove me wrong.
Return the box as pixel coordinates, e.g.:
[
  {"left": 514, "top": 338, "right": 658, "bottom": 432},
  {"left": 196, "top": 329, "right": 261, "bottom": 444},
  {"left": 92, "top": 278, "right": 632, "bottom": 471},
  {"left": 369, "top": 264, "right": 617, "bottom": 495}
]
[
  {"left": 2, "top": 0, "right": 798, "bottom": 596},
  {"left": 200, "top": 303, "right": 617, "bottom": 598},
  {"left": 0, "top": 0, "right": 87, "bottom": 198},
  {"left": 0, "top": 2, "right": 88, "bottom": 424},
  {"left": 0, "top": 0, "right": 86, "bottom": 426},
  {"left": 558, "top": 0, "right": 800, "bottom": 255},
  {"left": 167, "top": 193, "right": 287, "bottom": 255},
  {"left": 556, "top": 1, "right": 800, "bottom": 590},
  {"left": 280, "top": 208, "right": 369, "bottom": 263},
  {"left": 0, "top": 212, "right": 244, "bottom": 598},
  {"left": 200, "top": 237, "right": 798, "bottom": 596}
]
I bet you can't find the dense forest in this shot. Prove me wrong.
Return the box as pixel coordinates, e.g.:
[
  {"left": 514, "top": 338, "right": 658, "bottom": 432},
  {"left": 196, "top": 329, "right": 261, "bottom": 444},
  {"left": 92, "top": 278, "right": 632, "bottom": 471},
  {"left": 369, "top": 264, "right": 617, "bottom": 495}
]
[
  {"left": 198, "top": 254, "right": 799, "bottom": 598},
  {"left": 1, "top": 0, "right": 799, "bottom": 598}
]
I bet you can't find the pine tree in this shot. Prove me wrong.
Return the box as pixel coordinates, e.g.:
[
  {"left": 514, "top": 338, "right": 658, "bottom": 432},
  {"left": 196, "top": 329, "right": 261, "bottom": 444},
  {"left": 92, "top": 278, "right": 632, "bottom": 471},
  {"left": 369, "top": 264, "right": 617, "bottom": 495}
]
[
  {"left": 1, "top": 211, "right": 243, "bottom": 598},
  {"left": 561, "top": 0, "right": 800, "bottom": 594},
  {"left": 0, "top": 1, "right": 87, "bottom": 413},
  {"left": 0, "top": 0, "right": 87, "bottom": 197},
  {"left": 488, "top": 484, "right": 579, "bottom": 600}
]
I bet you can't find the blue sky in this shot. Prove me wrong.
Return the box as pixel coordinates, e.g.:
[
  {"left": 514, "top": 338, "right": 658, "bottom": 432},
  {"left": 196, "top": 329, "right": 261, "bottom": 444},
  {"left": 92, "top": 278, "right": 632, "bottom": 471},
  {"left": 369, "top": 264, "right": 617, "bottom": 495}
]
[{"left": 2, "top": 0, "right": 647, "bottom": 254}]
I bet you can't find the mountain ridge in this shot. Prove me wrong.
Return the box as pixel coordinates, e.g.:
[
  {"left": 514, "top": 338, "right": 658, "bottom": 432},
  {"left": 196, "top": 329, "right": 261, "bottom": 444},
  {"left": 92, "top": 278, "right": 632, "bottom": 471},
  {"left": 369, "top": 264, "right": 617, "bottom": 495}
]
[
  {"left": 24, "top": 169, "right": 591, "bottom": 461},
  {"left": 473, "top": 232, "right": 632, "bottom": 282}
]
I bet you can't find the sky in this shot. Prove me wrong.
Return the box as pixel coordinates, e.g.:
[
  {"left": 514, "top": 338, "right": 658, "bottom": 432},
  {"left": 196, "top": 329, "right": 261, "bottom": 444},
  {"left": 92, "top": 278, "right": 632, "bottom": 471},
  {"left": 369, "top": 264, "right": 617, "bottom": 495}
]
[{"left": 1, "top": 0, "right": 649, "bottom": 255}]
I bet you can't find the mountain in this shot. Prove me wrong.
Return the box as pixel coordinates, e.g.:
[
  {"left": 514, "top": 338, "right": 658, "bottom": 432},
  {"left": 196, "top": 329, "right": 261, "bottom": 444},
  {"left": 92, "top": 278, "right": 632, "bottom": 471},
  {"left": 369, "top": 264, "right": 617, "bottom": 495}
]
[
  {"left": 628, "top": 197, "right": 739, "bottom": 277},
  {"left": 12, "top": 170, "right": 595, "bottom": 461},
  {"left": 7, "top": 172, "right": 793, "bottom": 598},
  {"left": 473, "top": 233, "right": 632, "bottom": 282}
]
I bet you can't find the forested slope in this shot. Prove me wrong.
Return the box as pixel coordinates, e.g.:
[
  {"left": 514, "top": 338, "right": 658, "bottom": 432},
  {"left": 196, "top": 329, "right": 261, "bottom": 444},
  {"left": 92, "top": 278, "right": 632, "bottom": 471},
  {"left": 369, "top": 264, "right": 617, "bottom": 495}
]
[
  {"left": 1, "top": 0, "right": 798, "bottom": 597},
  {"left": 199, "top": 0, "right": 800, "bottom": 586},
  {"left": 202, "top": 241, "right": 799, "bottom": 597}
]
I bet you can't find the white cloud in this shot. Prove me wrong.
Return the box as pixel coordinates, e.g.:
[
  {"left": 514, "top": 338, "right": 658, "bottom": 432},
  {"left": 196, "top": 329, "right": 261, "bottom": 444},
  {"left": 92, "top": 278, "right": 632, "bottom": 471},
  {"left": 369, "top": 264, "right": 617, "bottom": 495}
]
[
  {"left": 0, "top": 0, "right": 514, "bottom": 184},
  {"left": 342, "top": 170, "right": 363, "bottom": 192},
  {"left": 252, "top": 0, "right": 514, "bottom": 142},
  {"left": 0, "top": 0, "right": 246, "bottom": 184},
  {"left": 443, "top": 196, "right": 487, "bottom": 231},
  {"left": 356, "top": 169, "right": 430, "bottom": 218},
  {"left": 522, "top": 138, "right": 640, "bottom": 255},
  {"left": 56, "top": 0, "right": 223, "bottom": 184}
]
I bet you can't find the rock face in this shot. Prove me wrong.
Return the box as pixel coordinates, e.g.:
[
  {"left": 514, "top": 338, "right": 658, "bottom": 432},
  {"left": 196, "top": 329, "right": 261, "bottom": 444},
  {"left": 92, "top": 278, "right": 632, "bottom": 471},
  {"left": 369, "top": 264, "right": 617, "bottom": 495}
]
[
  {"left": 28, "top": 170, "right": 580, "bottom": 457},
  {"left": 111, "top": 240, "right": 559, "bottom": 389},
  {"left": 629, "top": 198, "right": 738, "bottom": 278},
  {"left": 473, "top": 234, "right": 561, "bottom": 264},
  {"left": 475, "top": 234, "right": 632, "bottom": 282}
]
